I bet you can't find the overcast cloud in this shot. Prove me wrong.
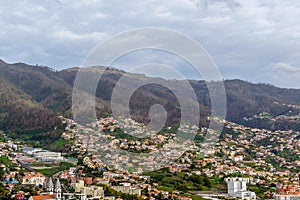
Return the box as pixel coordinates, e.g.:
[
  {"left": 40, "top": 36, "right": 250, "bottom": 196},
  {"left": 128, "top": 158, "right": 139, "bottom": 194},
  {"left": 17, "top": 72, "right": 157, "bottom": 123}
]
[{"left": 0, "top": 0, "right": 299, "bottom": 88}]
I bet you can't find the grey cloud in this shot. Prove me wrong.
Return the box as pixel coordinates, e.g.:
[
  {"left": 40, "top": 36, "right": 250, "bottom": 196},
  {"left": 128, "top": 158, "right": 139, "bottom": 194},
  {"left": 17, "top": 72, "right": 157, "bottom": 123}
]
[
  {"left": 190, "top": 0, "right": 241, "bottom": 9},
  {"left": 267, "top": 63, "right": 300, "bottom": 88},
  {"left": 0, "top": 0, "right": 299, "bottom": 87},
  {"left": 270, "top": 63, "right": 300, "bottom": 73}
]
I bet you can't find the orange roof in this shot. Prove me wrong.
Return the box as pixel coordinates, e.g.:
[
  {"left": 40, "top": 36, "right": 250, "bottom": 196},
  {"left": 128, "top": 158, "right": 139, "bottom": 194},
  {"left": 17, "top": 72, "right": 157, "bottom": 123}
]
[{"left": 30, "top": 195, "right": 55, "bottom": 200}]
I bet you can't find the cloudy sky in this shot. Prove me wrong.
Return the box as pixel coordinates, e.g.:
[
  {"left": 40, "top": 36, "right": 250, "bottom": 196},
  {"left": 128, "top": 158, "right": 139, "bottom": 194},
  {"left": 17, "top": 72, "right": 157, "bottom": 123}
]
[{"left": 0, "top": 0, "right": 299, "bottom": 88}]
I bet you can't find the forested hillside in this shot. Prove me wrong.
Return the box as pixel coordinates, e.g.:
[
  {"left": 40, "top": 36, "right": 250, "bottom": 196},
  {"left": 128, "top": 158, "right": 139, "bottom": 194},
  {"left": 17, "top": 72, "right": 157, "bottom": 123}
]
[{"left": 1, "top": 59, "right": 300, "bottom": 136}]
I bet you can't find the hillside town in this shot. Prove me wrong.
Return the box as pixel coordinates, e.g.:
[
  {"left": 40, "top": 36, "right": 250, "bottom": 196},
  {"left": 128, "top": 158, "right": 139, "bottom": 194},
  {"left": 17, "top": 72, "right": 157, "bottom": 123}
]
[
  {"left": 1, "top": 0, "right": 300, "bottom": 199},
  {"left": 1, "top": 114, "right": 300, "bottom": 200}
]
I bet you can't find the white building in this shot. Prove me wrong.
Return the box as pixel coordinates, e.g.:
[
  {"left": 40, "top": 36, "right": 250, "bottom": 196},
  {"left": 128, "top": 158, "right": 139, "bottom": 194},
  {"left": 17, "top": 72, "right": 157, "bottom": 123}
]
[
  {"left": 274, "top": 194, "right": 300, "bottom": 200},
  {"left": 33, "top": 151, "right": 64, "bottom": 162},
  {"left": 112, "top": 184, "right": 142, "bottom": 196},
  {"left": 73, "top": 180, "right": 105, "bottom": 199},
  {"left": 225, "top": 177, "right": 256, "bottom": 200}
]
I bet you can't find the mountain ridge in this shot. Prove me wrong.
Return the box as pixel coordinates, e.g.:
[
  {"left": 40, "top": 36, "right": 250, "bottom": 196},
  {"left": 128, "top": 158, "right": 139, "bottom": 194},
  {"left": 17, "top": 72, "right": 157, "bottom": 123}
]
[{"left": 0, "top": 59, "right": 300, "bottom": 138}]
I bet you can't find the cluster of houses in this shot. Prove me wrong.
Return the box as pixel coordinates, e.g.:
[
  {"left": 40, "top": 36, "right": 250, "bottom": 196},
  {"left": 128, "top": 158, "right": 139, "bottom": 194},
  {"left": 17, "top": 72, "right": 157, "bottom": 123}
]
[{"left": 3, "top": 113, "right": 300, "bottom": 199}]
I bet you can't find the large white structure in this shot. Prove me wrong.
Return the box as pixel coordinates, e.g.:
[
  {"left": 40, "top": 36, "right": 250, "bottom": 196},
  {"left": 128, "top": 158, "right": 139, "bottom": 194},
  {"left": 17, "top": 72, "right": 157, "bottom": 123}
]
[
  {"left": 225, "top": 177, "right": 256, "bottom": 200},
  {"left": 33, "top": 151, "right": 64, "bottom": 162}
]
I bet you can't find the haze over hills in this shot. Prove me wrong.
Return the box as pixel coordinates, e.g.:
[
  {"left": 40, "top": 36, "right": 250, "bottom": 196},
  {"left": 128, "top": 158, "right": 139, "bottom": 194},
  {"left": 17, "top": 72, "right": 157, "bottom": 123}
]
[{"left": 1, "top": 59, "right": 300, "bottom": 143}]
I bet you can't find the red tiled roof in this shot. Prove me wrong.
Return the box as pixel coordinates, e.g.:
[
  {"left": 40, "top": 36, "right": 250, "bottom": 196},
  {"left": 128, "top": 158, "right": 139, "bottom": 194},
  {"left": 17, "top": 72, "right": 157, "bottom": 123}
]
[{"left": 30, "top": 195, "right": 54, "bottom": 200}]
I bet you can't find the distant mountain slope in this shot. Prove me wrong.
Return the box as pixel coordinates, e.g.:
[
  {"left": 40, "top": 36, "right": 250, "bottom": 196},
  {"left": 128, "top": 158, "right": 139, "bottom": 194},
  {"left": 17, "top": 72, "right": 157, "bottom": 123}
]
[
  {"left": 223, "top": 80, "right": 300, "bottom": 129},
  {"left": 1, "top": 59, "right": 300, "bottom": 132},
  {"left": 59, "top": 67, "right": 300, "bottom": 131},
  {"left": 0, "top": 60, "right": 72, "bottom": 114},
  {"left": 0, "top": 75, "right": 61, "bottom": 133},
  {"left": 59, "top": 67, "right": 210, "bottom": 126}
]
